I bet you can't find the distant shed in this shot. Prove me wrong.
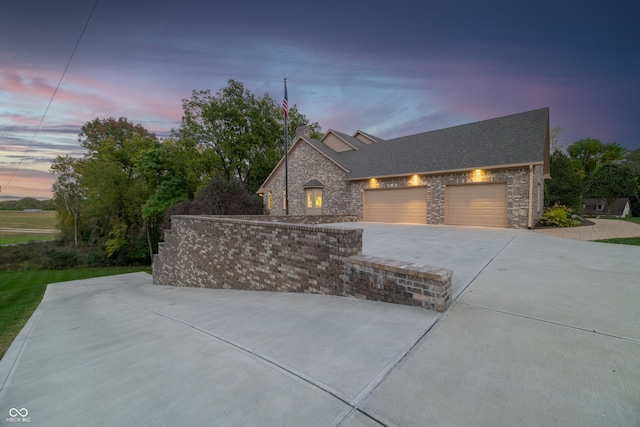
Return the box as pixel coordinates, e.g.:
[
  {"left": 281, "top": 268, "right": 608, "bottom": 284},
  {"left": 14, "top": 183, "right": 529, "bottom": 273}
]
[{"left": 583, "top": 198, "right": 630, "bottom": 218}]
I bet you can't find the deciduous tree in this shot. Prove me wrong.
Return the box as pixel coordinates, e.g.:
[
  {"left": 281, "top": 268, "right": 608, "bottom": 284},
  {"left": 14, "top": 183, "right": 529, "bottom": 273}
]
[
  {"left": 624, "top": 148, "right": 640, "bottom": 176},
  {"left": 175, "top": 80, "right": 321, "bottom": 193},
  {"left": 587, "top": 162, "right": 639, "bottom": 215},
  {"left": 49, "top": 81, "right": 324, "bottom": 264},
  {"left": 567, "top": 138, "right": 626, "bottom": 181},
  {"left": 550, "top": 127, "right": 564, "bottom": 152},
  {"left": 50, "top": 155, "right": 85, "bottom": 246},
  {"left": 77, "top": 118, "right": 158, "bottom": 261},
  {"left": 137, "top": 137, "right": 200, "bottom": 257},
  {"left": 176, "top": 81, "right": 281, "bottom": 192},
  {"left": 546, "top": 149, "right": 584, "bottom": 212}
]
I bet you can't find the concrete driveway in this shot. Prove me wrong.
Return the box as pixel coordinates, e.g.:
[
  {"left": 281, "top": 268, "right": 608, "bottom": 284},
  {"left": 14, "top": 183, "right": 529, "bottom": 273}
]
[
  {"left": 1, "top": 223, "right": 639, "bottom": 426},
  {"left": 534, "top": 217, "right": 640, "bottom": 240}
]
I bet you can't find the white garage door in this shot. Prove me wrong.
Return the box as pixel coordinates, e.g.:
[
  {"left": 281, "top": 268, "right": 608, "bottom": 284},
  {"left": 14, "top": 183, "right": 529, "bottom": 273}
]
[
  {"left": 364, "top": 187, "right": 427, "bottom": 224},
  {"left": 445, "top": 183, "right": 507, "bottom": 228}
]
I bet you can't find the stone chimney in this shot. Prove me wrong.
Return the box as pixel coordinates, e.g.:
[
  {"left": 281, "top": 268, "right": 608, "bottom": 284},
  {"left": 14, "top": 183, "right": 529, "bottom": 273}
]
[{"left": 295, "top": 124, "right": 311, "bottom": 138}]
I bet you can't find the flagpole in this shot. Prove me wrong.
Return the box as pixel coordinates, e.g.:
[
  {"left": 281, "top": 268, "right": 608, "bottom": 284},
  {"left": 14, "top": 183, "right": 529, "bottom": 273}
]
[{"left": 283, "top": 78, "right": 289, "bottom": 215}]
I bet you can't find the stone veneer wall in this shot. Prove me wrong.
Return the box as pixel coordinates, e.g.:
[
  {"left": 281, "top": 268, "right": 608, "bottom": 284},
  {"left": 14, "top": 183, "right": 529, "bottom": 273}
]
[
  {"left": 532, "top": 164, "right": 545, "bottom": 223},
  {"left": 260, "top": 137, "right": 544, "bottom": 229},
  {"left": 261, "top": 140, "right": 356, "bottom": 216},
  {"left": 425, "top": 167, "right": 532, "bottom": 228},
  {"left": 351, "top": 166, "right": 543, "bottom": 229},
  {"left": 153, "top": 216, "right": 452, "bottom": 311}
]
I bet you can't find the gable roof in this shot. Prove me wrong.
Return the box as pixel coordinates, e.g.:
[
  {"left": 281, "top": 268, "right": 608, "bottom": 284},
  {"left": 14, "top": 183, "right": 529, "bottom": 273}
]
[
  {"left": 256, "top": 136, "right": 348, "bottom": 193},
  {"left": 258, "top": 107, "right": 550, "bottom": 193},
  {"left": 353, "top": 130, "right": 384, "bottom": 144},
  {"left": 303, "top": 179, "right": 325, "bottom": 188},
  {"left": 301, "top": 136, "right": 351, "bottom": 169},
  {"left": 340, "top": 107, "right": 550, "bottom": 180},
  {"left": 320, "top": 130, "right": 370, "bottom": 151}
]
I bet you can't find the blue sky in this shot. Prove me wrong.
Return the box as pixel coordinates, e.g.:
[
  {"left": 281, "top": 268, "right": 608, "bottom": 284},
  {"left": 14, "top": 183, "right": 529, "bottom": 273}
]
[{"left": 1, "top": 0, "right": 638, "bottom": 198}]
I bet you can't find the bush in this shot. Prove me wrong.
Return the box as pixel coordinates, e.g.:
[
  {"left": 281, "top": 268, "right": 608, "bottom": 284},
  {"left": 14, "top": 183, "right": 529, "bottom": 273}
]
[
  {"left": 538, "top": 204, "right": 582, "bottom": 227},
  {"left": 0, "top": 240, "right": 144, "bottom": 272},
  {"left": 162, "top": 178, "right": 264, "bottom": 230},
  {"left": 162, "top": 200, "right": 193, "bottom": 230},
  {"left": 44, "top": 248, "right": 81, "bottom": 269}
]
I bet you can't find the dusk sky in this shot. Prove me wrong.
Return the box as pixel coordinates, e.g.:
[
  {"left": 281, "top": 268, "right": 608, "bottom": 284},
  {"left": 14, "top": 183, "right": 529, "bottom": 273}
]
[{"left": 1, "top": 0, "right": 639, "bottom": 199}]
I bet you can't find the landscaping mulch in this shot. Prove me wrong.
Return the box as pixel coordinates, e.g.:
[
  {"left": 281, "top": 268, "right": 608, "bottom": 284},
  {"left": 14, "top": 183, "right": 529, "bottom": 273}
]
[{"left": 533, "top": 219, "right": 595, "bottom": 230}]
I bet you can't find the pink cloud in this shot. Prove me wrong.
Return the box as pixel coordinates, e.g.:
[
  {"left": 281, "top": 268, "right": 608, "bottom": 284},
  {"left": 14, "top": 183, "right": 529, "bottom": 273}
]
[
  {"left": 1, "top": 66, "right": 183, "bottom": 132},
  {"left": 0, "top": 166, "right": 55, "bottom": 199}
]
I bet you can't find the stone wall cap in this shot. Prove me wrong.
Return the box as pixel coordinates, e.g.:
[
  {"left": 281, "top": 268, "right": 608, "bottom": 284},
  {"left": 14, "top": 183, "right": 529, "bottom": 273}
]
[
  {"left": 348, "top": 254, "right": 453, "bottom": 281},
  {"left": 171, "top": 215, "right": 363, "bottom": 235}
]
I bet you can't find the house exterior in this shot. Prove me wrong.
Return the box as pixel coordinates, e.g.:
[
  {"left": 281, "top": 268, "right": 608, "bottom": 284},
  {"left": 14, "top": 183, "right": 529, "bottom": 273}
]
[
  {"left": 258, "top": 108, "right": 551, "bottom": 229},
  {"left": 583, "top": 198, "right": 631, "bottom": 218}
]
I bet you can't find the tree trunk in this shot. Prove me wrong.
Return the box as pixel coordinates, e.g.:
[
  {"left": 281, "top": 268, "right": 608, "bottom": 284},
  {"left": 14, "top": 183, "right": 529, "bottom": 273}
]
[
  {"left": 73, "top": 211, "right": 78, "bottom": 247},
  {"left": 146, "top": 219, "right": 153, "bottom": 264}
]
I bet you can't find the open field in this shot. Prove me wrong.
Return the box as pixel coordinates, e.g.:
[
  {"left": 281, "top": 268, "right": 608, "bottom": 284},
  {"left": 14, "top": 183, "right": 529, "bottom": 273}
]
[
  {"left": 0, "top": 210, "right": 57, "bottom": 229},
  {"left": 0, "top": 210, "right": 59, "bottom": 245}
]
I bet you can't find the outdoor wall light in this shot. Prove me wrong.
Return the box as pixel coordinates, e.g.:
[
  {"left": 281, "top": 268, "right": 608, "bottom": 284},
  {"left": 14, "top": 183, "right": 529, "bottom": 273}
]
[{"left": 472, "top": 169, "right": 484, "bottom": 182}]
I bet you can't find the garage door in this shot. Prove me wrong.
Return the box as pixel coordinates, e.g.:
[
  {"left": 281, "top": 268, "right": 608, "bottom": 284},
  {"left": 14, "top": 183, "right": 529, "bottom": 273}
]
[
  {"left": 445, "top": 183, "right": 507, "bottom": 228},
  {"left": 364, "top": 188, "right": 427, "bottom": 224}
]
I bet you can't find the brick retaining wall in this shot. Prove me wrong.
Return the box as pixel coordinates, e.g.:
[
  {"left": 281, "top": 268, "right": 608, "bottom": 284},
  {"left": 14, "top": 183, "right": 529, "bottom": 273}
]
[
  {"left": 344, "top": 255, "right": 452, "bottom": 311},
  {"left": 153, "top": 216, "right": 451, "bottom": 311}
]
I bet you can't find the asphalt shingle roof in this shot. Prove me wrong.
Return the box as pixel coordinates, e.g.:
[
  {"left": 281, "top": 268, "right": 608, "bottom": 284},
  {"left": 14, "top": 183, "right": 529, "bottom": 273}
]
[
  {"left": 303, "top": 179, "right": 325, "bottom": 188},
  {"left": 330, "top": 107, "right": 549, "bottom": 180},
  {"left": 354, "top": 130, "right": 385, "bottom": 143},
  {"left": 303, "top": 137, "right": 349, "bottom": 170},
  {"left": 327, "top": 130, "right": 370, "bottom": 150}
]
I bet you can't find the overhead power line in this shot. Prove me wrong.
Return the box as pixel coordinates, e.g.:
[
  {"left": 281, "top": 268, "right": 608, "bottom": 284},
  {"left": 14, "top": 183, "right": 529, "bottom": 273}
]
[{"left": 1, "top": 0, "right": 100, "bottom": 194}]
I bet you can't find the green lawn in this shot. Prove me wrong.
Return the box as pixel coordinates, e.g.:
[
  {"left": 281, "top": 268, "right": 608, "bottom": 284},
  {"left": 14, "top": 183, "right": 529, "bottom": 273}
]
[
  {"left": 596, "top": 237, "right": 640, "bottom": 246},
  {"left": 0, "top": 267, "right": 150, "bottom": 360}
]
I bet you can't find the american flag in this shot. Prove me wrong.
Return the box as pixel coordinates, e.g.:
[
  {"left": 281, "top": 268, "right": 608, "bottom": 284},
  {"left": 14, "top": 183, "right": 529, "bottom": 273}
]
[{"left": 282, "top": 83, "right": 288, "bottom": 117}]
